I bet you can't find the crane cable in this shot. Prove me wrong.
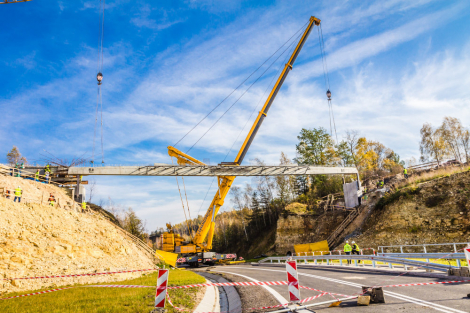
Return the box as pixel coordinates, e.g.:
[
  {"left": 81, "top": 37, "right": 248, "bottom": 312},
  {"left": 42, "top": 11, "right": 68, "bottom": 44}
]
[
  {"left": 93, "top": 0, "right": 105, "bottom": 165},
  {"left": 186, "top": 28, "right": 306, "bottom": 154},
  {"left": 195, "top": 30, "right": 303, "bottom": 218},
  {"left": 172, "top": 21, "right": 308, "bottom": 150},
  {"left": 171, "top": 157, "right": 194, "bottom": 240},
  {"left": 317, "top": 24, "right": 338, "bottom": 144}
]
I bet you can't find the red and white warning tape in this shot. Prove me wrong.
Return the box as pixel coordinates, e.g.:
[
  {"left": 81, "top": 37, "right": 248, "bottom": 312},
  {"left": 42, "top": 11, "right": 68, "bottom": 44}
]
[
  {"left": 249, "top": 292, "right": 329, "bottom": 310},
  {"left": 0, "top": 287, "right": 74, "bottom": 301},
  {"left": 167, "top": 280, "right": 288, "bottom": 289},
  {"left": 2, "top": 268, "right": 158, "bottom": 280},
  {"left": 299, "top": 285, "right": 355, "bottom": 299},
  {"left": 299, "top": 292, "right": 328, "bottom": 303},
  {"left": 380, "top": 279, "right": 470, "bottom": 288},
  {"left": 86, "top": 284, "right": 152, "bottom": 288}
]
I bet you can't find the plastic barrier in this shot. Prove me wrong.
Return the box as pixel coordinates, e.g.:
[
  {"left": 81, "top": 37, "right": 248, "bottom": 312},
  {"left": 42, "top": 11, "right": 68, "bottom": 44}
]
[
  {"left": 286, "top": 260, "right": 300, "bottom": 303},
  {"left": 155, "top": 269, "right": 169, "bottom": 308}
]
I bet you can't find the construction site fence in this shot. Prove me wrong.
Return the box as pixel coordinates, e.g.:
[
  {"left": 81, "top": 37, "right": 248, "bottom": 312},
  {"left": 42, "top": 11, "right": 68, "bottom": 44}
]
[{"left": 258, "top": 253, "right": 467, "bottom": 272}]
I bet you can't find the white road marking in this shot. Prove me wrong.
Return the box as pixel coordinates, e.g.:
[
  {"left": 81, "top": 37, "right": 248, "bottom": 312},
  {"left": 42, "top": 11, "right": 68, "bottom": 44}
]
[
  {"left": 214, "top": 270, "right": 288, "bottom": 306},
  {"left": 225, "top": 267, "right": 466, "bottom": 313}
]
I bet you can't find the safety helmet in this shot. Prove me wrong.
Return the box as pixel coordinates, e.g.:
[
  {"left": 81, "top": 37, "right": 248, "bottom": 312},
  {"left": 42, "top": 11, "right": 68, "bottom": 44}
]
[
  {"left": 346, "top": 240, "right": 349, "bottom": 243},
  {"left": 352, "top": 241, "right": 355, "bottom": 244},
  {"left": 17, "top": 186, "right": 20, "bottom": 188}
]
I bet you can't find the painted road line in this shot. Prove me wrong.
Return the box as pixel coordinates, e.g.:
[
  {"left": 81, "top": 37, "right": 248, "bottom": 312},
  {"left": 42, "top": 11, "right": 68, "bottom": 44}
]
[
  {"left": 227, "top": 267, "right": 466, "bottom": 313},
  {"left": 214, "top": 270, "right": 288, "bottom": 306}
]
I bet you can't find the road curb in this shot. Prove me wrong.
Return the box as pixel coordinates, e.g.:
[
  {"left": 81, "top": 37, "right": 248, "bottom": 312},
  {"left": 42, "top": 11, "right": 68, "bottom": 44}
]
[{"left": 198, "top": 272, "right": 242, "bottom": 313}]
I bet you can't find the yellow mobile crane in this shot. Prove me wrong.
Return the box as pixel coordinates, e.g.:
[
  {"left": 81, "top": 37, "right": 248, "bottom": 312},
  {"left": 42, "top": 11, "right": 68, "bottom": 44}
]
[{"left": 162, "top": 16, "right": 321, "bottom": 266}]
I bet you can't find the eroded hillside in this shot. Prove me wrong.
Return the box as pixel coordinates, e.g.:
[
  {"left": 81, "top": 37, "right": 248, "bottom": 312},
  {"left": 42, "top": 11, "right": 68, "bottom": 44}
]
[
  {"left": 0, "top": 176, "right": 155, "bottom": 294},
  {"left": 344, "top": 169, "right": 470, "bottom": 249}
]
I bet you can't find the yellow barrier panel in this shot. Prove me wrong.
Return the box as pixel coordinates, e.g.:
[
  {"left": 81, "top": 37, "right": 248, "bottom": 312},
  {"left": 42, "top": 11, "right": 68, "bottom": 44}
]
[
  {"left": 155, "top": 249, "right": 178, "bottom": 267},
  {"left": 294, "top": 240, "right": 329, "bottom": 256}
]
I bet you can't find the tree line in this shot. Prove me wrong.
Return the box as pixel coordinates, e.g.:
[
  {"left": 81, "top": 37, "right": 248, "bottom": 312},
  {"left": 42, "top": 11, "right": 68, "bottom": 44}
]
[{"left": 420, "top": 116, "right": 470, "bottom": 165}]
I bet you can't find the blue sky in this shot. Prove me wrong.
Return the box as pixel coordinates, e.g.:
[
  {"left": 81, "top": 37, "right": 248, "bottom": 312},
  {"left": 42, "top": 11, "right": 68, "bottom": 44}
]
[{"left": 1, "top": 0, "right": 470, "bottom": 231}]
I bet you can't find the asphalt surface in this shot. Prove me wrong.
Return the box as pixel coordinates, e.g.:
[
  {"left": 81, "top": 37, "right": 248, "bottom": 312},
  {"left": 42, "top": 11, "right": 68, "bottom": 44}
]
[{"left": 212, "top": 264, "right": 470, "bottom": 312}]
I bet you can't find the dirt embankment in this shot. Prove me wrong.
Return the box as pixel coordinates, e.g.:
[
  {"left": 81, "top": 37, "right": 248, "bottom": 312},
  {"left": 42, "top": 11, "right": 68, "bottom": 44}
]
[
  {"left": 0, "top": 176, "right": 155, "bottom": 295},
  {"left": 275, "top": 210, "right": 349, "bottom": 254},
  {"left": 343, "top": 170, "right": 470, "bottom": 250}
]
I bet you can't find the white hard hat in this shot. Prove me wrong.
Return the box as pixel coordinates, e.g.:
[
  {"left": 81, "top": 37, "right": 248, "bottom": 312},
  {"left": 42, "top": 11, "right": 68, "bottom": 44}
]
[
  {"left": 346, "top": 240, "right": 349, "bottom": 243},
  {"left": 352, "top": 241, "right": 355, "bottom": 244},
  {"left": 18, "top": 186, "right": 20, "bottom": 188}
]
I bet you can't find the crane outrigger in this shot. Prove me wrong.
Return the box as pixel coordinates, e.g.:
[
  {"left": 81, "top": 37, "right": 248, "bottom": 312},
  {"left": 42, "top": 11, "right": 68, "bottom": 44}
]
[{"left": 162, "top": 16, "right": 321, "bottom": 266}]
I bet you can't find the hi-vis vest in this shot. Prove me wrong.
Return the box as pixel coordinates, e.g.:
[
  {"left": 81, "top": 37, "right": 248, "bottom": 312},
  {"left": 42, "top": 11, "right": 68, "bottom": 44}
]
[
  {"left": 82, "top": 202, "right": 86, "bottom": 209},
  {"left": 344, "top": 243, "right": 352, "bottom": 252},
  {"left": 14, "top": 188, "right": 22, "bottom": 196},
  {"left": 352, "top": 243, "right": 360, "bottom": 251},
  {"left": 404, "top": 168, "right": 408, "bottom": 174}
]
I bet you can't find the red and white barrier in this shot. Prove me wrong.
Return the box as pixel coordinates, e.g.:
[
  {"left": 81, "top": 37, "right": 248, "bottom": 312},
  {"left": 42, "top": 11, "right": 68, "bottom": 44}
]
[
  {"left": 286, "top": 260, "right": 300, "bottom": 303},
  {"left": 155, "top": 269, "right": 169, "bottom": 308},
  {"left": 2, "top": 268, "right": 158, "bottom": 280}
]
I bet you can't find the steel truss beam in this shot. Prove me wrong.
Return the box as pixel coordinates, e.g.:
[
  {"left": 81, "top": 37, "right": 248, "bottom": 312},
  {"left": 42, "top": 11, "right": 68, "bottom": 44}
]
[{"left": 68, "top": 165, "right": 359, "bottom": 177}]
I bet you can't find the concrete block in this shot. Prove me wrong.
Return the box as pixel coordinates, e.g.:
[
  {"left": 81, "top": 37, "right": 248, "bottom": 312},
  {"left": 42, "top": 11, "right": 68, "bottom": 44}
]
[
  {"left": 362, "top": 286, "right": 385, "bottom": 303},
  {"left": 357, "top": 295, "right": 370, "bottom": 306}
]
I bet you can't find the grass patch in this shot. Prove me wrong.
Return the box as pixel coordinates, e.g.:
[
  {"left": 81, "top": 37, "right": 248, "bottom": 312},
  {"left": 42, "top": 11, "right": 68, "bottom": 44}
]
[{"left": 0, "top": 269, "right": 205, "bottom": 313}]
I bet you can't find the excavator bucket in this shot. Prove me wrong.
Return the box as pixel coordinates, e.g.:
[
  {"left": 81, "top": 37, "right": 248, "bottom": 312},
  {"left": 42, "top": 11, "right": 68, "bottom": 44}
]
[{"left": 155, "top": 249, "right": 178, "bottom": 268}]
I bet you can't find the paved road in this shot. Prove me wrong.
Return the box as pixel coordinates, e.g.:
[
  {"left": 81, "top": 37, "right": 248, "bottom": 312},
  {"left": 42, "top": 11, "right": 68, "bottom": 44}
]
[{"left": 211, "top": 264, "right": 469, "bottom": 312}]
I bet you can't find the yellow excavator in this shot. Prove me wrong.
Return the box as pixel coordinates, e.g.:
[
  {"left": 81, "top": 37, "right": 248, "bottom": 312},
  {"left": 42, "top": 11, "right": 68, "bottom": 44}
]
[{"left": 162, "top": 16, "right": 321, "bottom": 267}]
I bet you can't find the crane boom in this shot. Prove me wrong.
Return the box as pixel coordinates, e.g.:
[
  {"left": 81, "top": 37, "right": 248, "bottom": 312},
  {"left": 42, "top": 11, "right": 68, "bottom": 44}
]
[
  {"left": 234, "top": 16, "right": 321, "bottom": 165},
  {"left": 164, "top": 16, "right": 321, "bottom": 258}
]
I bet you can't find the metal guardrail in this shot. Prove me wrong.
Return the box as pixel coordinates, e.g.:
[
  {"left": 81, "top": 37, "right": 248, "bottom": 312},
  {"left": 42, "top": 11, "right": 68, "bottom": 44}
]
[
  {"left": 379, "top": 242, "right": 470, "bottom": 254},
  {"left": 257, "top": 254, "right": 465, "bottom": 272}
]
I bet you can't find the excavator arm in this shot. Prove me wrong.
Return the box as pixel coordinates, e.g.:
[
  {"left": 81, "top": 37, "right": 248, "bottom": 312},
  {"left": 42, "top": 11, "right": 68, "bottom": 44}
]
[{"left": 167, "top": 16, "right": 321, "bottom": 252}]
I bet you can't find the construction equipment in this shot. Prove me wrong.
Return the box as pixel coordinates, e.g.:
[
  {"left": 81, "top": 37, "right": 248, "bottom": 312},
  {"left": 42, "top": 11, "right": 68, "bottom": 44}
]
[
  {"left": 162, "top": 16, "right": 322, "bottom": 267},
  {"left": 0, "top": 0, "right": 32, "bottom": 4}
]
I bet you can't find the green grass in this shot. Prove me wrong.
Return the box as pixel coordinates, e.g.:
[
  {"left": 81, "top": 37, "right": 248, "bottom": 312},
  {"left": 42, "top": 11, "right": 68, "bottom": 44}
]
[{"left": 0, "top": 269, "right": 205, "bottom": 313}]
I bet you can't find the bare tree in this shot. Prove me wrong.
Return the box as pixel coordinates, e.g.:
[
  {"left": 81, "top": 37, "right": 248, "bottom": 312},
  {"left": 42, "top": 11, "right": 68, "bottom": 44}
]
[
  {"left": 87, "top": 179, "right": 96, "bottom": 203},
  {"left": 345, "top": 130, "right": 360, "bottom": 166},
  {"left": 230, "top": 186, "right": 248, "bottom": 240},
  {"left": 6, "top": 146, "right": 27, "bottom": 165},
  {"left": 461, "top": 129, "right": 470, "bottom": 164},
  {"left": 420, "top": 123, "right": 448, "bottom": 166},
  {"left": 440, "top": 117, "right": 463, "bottom": 161}
]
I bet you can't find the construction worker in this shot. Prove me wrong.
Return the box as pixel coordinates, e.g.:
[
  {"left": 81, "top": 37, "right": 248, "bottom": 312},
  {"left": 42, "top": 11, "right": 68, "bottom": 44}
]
[
  {"left": 5, "top": 189, "right": 11, "bottom": 199},
  {"left": 343, "top": 241, "right": 352, "bottom": 265},
  {"left": 14, "top": 162, "right": 20, "bottom": 177},
  {"left": 35, "top": 169, "right": 40, "bottom": 182},
  {"left": 81, "top": 201, "right": 86, "bottom": 211},
  {"left": 44, "top": 164, "right": 51, "bottom": 183},
  {"left": 363, "top": 186, "right": 368, "bottom": 201},
  {"left": 404, "top": 168, "right": 408, "bottom": 179},
  {"left": 14, "top": 186, "right": 22, "bottom": 203},
  {"left": 352, "top": 241, "right": 361, "bottom": 263},
  {"left": 48, "top": 193, "right": 55, "bottom": 206}
]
